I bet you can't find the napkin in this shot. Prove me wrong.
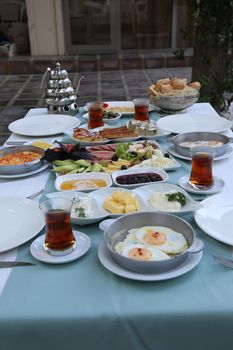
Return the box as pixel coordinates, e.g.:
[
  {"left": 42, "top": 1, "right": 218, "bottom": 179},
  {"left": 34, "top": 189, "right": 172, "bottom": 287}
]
[{"left": 0, "top": 249, "right": 17, "bottom": 296}]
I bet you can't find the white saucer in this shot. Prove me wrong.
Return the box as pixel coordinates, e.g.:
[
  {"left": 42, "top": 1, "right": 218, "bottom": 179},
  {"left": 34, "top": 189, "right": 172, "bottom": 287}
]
[
  {"left": 168, "top": 145, "right": 233, "bottom": 162},
  {"left": 98, "top": 243, "right": 202, "bottom": 281},
  {"left": 0, "top": 162, "right": 49, "bottom": 179},
  {"left": 30, "top": 231, "right": 91, "bottom": 264},
  {"left": 178, "top": 175, "right": 225, "bottom": 194}
]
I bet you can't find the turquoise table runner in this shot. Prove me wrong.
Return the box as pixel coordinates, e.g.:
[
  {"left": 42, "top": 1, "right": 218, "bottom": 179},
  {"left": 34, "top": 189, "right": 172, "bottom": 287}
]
[{"left": 0, "top": 108, "right": 233, "bottom": 350}]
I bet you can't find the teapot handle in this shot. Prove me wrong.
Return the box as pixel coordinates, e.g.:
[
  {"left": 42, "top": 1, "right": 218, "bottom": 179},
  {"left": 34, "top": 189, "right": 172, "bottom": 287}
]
[
  {"left": 76, "top": 75, "right": 86, "bottom": 96},
  {"left": 40, "top": 68, "right": 51, "bottom": 89}
]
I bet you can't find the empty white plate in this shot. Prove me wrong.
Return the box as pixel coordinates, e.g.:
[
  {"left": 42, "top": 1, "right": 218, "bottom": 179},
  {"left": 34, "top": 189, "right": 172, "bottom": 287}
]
[
  {"left": 156, "top": 113, "right": 231, "bottom": 134},
  {"left": 0, "top": 197, "right": 44, "bottom": 253},
  {"left": 195, "top": 193, "right": 233, "bottom": 246},
  {"left": 9, "top": 115, "right": 81, "bottom": 136}
]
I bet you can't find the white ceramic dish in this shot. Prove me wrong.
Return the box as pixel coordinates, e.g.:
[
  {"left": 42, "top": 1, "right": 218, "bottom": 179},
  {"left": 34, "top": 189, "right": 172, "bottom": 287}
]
[
  {"left": 84, "top": 101, "right": 156, "bottom": 115},
  {"left": 0, "top": 162, "right": 49, "bottom": 179},
  {"left": 133, "top": 183, "right": 201, "bottom": 215},
  {"left": 55, "top": 172, "right": 112, "bottom": 192},
  {"left": 194, "top": 193, "right": 233, "bottom": 246},
  {"left": 46, "top": 191, "right": 107, "bottom": 226},
  {"left": 112, "top": 167, "right": 169, "bottom": 189},
  {"left": 82, "top": 112, "right": 122, "bottom": 125},
  {"left": 156, "top": 113, "right": 231, "bottom": 134},
  {"left": 178, "top": 175, "right": 225, "bottom": 194},
  {"left": 98, "top": 242, "right": 202, "bottom": 281},
  {"left": 0, "top": 197, "right": 44, "bottom": 253},
  {"left": 89, "top": 187, "right": 148, "bottom": 218},
  {"left": 47, "top": 183, "right": 199, "bottom": 225},
  {"left": 8, "top": 115, "right": 81, "bottom": 137},
  {"left": 131, "top": 150, "right": 181, "bottom": 171},
  {"left": 167, "top": 144, "right": 233, "bottom": 162},
  {"left": 30, "top": 231, "right": 91, "bottom": 264}
]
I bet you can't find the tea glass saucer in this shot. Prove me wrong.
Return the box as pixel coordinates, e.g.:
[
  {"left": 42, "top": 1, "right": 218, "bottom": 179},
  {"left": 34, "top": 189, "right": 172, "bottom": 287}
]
[
  {"left": 178, "top": 175, "right": 225, "bottom": 194},
  {"left": 30, "top": 231, "right": 91, "bottom": 264}
]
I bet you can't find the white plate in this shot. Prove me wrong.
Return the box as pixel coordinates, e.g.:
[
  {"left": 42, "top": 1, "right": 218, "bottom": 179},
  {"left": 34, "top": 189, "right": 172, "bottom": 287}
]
[
  {"left": 112, "top": 167, "right": 169, "bottom": 189},
  {"left": 84, "top": 101, "right": 156, "bottom": 115},
  {"left": 30, "top": 231, "right": 91, "bottom": 264},
  {"left": 133, "top": 183, "right": 200, "bottom": 215},
  {"left": 82, "top": 112, "right": 122, "bottom": 125},
  {"left": 178, "top": 175, "right": 225, "bottom": 194},
  {"left": 55, "top": 172, "right": 112, "bottom": 192},
  {"left": 156, "top": 113, "right": 231, "bottom": 134},
  {"left": 167, "top": 144, "right": 233, "bottom": 161},
  {"left": 64, "top": 129, "right": 109, "bottom": 146},
  {"left": 98, "top": 243, "right": 202, "bottom": 281},
  {"left": 46, "top": 191, "right": 108, "bottom": 226},
  {"left": 8, "top": 115, "right": 81, "bottom": 136},
  {"left": 0, "top": 197, "right": 44, "bottom": 253},
  {"left": 194, "top": 194, "right": 233, "bottom": 246},
  {"left": 0, "top": 162, "right": 49, "bottom": 179}
]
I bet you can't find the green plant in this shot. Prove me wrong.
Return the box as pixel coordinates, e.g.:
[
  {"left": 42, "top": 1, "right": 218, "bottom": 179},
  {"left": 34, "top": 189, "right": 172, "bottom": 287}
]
[{"left": 190, "top": 0, "right": 233, "bottom": 112}]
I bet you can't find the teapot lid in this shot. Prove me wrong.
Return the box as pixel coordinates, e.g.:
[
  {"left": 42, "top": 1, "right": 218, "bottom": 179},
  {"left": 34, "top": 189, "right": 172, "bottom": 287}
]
[{"left": 49, "top": 62, "right": 68, "bottom": 79}]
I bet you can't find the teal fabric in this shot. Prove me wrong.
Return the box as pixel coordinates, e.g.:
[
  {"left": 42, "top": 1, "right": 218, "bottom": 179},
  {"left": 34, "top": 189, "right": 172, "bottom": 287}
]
[{"left": 0, "top": 109, "right": 233, "bottom": 350}]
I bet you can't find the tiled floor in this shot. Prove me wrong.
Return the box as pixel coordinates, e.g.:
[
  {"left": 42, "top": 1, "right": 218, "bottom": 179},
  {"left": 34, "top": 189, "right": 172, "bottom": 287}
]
[
  {"left": 1, "top": 66, "right": 232, "bottom": 145},
  {"left": 0, "top": 67, "right": 193, "bottom": 145}
]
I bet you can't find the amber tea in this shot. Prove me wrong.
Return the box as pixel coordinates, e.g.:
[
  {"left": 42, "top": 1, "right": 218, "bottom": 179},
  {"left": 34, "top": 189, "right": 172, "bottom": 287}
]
[
  {"left": 40, "top": 198, "right": 76, "bottom": 255},
  {"left": 133, "top": 98, "right": 150, "bottom": 121},
  {"left": 87, "top": 101, "right": 104, "bottom": 129},
  {"left": 189, "top": 148, "right": 215, "bottom": 189},
  {"left": 44, "top": 210, "right": 76, "bottom": 251}
]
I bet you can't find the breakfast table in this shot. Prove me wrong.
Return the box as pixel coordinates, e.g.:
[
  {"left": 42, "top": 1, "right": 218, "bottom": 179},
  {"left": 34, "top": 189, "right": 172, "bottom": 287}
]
[{"left": 0, "top": 102, "right": 233, "bottom": 350}]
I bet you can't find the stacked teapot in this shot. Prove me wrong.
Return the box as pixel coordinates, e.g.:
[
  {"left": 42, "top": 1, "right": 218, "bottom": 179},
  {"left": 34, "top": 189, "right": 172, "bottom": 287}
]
[{"left": 40, "top": 62, "right": 85, "bottom": 115}]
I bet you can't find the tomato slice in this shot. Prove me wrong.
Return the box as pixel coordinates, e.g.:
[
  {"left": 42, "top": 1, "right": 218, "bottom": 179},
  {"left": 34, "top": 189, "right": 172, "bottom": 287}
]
[{"left": 103, "top": 102, "right": 109, "bottom": 108}]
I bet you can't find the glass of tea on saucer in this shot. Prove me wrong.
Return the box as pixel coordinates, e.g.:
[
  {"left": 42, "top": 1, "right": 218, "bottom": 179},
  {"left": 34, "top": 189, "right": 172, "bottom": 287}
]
[
  {"left": 87, "top": 101, "right": 104, "bottom": 129},
  {"left": 40, "top": 197, "right": 76, "bottom": 256},
  {"left": 189, "top": 146, "right": 216, "bottom": 190},
  {"left": 133, "top": 98, "right": 150, "bottom": 121}
]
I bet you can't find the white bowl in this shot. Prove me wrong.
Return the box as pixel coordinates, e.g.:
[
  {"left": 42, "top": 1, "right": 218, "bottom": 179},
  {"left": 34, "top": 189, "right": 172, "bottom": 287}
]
[
  {"left": 112, "top": 167, "right": 169, "bottom": 189},
  {"left": 55, "top": 172, "right": 112, "bottom": 192}
]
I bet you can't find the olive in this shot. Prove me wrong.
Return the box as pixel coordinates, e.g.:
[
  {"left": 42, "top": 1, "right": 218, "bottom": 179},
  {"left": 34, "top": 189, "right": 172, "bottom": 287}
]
[
  {"left": 121, "top": 165, "right": 128, "bottom": 170},
  {"left": 130, "top": 151, "right": 137, "bottom": 157},
  {"left": 111, "top": 155, "right": 119, "bottom": 161},
  {"left": 164, "top": 153, "right": 170, "bottom": 158}
]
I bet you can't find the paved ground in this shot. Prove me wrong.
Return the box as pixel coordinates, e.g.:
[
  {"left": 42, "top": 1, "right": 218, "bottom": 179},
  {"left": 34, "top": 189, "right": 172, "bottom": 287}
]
[{"left": 0, "top": 66, "right": 232, "bottom": 145}]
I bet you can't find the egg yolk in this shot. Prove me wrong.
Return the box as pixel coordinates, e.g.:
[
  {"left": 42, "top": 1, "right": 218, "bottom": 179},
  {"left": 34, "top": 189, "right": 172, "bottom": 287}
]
[
  {"left": 128, "top": 247, "right": 152, "bottom": 261},
  {"left": 143, "top": 230, "right": 166, "bottom": 246}
]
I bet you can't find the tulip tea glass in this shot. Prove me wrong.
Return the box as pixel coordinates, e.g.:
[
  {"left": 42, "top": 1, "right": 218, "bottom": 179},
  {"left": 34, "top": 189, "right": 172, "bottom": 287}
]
[
  {"left": 133, "top": 98, "right": 150, "bottom": 121},
  {"left": 87, "top": 101, "right": 104, "bottom": 129},
  {"left": 40, "top": 197, "right": 76, "bottom": 256},
  {"left": 189, "top": 146, "right": 215, "bottom": 189}
]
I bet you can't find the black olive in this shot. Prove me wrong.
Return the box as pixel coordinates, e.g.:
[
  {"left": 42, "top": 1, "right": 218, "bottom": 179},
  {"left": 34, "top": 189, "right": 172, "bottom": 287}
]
[
  {"left": 130, "top": 151, "right": 137, "bottom": 157},
  {"left": 164, "top": 153, "right": 170, "bottom": 158},
  {"left": 121, "top": 165, "right": 128, "bottom": 170},
  {"left": 111, "top": 155, "right": 119, "bottom": 161}
]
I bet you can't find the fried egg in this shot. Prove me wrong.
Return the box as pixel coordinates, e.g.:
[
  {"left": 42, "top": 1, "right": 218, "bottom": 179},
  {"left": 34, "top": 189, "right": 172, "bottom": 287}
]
[
  {"left": 115, "top": 242, "right": 170, "bottom": 261},
  {"left": 128, "top": 226, "right": 188, "bottom": 254}
]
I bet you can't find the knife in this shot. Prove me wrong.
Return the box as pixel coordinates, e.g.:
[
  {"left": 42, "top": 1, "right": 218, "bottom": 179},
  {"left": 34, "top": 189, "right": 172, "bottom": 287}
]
[{"left": 0, "top": 261, "right": 36, "bottom": 268}]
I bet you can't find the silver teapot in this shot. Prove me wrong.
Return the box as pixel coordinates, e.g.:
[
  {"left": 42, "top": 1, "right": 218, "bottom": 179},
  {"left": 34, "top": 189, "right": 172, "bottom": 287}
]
[{"left": 40, "top": 62, "right": 86, "bottom": 115}]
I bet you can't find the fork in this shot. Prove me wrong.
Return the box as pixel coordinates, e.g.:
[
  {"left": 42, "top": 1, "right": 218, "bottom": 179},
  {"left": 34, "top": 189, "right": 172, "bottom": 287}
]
[{"left": 212, "top": 254, "right": 233, "bottom": 268}]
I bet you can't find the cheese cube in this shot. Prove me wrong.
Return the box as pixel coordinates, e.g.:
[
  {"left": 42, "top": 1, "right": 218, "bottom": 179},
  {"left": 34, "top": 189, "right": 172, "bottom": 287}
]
[
  {"left": 103, "top": 198, "right": 124, "bottom": 214},
  {"left": 125, "top": 204, "right": 138, "bottom": 213}
]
